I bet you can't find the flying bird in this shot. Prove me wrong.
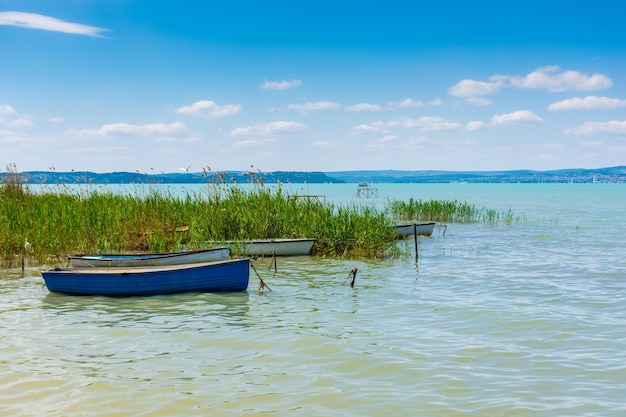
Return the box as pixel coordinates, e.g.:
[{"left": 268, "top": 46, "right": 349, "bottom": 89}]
[{"left": 179, "top": 164, "right": 192, "bottom": 172}]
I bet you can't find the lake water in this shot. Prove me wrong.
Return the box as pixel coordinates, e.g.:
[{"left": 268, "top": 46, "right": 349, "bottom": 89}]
[{"left": 2, "top": 183, "right": 625, "bottom": 416}]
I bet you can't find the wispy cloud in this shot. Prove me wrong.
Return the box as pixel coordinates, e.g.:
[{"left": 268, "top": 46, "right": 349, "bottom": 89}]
[
  {"left": 0, "top": 104, "right": 33, "bottom": 126},
  {"left": 465, "top": 121, "right": 489, "bottom": 131},
  {"left": 345, "top": 103, "right": 382, "bottom": 111},
  {"left": 229, "top": 121, "right": 309, "bottom": 137},
  {"left": 387, "top": 98, "right": 445, "bottom": 109},
  {"left": 495, "top": 66, "right": 612, "bottom": 92},
  {"left": 564, "top": 120, "right": 626, "bottom": 136},
  {"left": 0, "top": 11, "right": 110, "bottom": 37},
  {"left": 376, "top": 135, "right": 398, "bottom": 143},
  {"left": 449, "top": 66, "right": 612, "bottom": 99},
  {"left": 491, "top": 110, "right": 543, "bottom": 125},
  {"left": 388, "top": 98, "right": 425, "bottom": 108},
  {"left": 466, "top": 111, "right": 543, "bottom": 131},
  {"left": 351, "top": 116, "right": 462, "bottom": 135},
  {"left": 287, "top": 101, "right": 341, "bottom": 113},
  {"left": 548, "top": 96, "right": 626, "bottom": 111},
  {"left": 11, "top": 115, "right": 34, "bottom": 127},
  {"left": 389, "top": 116, "right": 463, "bottom": 131},
  {"left": 73, "top": 122, "right": 188, "bottom": 136},
  {"left": 348, "top": 123, "right": 385, "bottom": 135},
  {"left": 0, "top": 104, "right": 16, "bottom": 117},
  {"left": 260, "top": 80, "right": 302, "bottom": 90},
  {"left": 448, "top": 79, "right": 502, "bottom": 97},
  {"left": 0, "top": 105, "right": 16, "bottom": 124},
  {"left": 232, "top": 139, "right": 267, "bottom": 149},
  {"left": 175, "top": 100, "right": 241, "bottom": 118}
]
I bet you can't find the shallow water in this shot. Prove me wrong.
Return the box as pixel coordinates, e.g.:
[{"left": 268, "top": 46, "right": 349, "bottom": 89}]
[{"left": 2, "top": 184, "right": 625, "bottom": 416}]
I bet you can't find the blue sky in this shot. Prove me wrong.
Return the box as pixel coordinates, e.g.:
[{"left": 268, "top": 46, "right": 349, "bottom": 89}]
[{"left": 1, "top": 1, "right": 625, "bottom": 173}]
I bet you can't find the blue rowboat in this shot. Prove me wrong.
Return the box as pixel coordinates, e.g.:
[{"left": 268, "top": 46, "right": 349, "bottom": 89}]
[
  {"left": 41, "top": 258, "right": 250, "bottom": 296},
  {"left": 68, "top": 247, "right": 230, "bottom": 268}
]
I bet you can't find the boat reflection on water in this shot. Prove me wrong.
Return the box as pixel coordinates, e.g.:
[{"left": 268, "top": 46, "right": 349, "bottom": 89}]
[{"left": 40, "top": 290, "right": 252, "bottom": 328}]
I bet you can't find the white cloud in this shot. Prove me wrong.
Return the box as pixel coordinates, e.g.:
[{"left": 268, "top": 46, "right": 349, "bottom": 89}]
[
  {"left": 0, "top": 11, "right": 109, "bottom": 37},
  {"left": 449, "top": 66, "right": 612, "bottom": 100},
  {"left": 495, "top": 66, "right": 612, "bottom": 92},
  {"left": 1, "top": 105, "right": 33, "bottom": 126},
  {"left": 465, "top": 121, "right": 489, "bottom": 131},
  {"left": 345, "top": 103, "right": 382, "bottom": 111},
  {"left": 349, "top": 123, "right": 384, "bottom": 135},
  {"left": 229, "top": 121, "right": 309, "bottom": 137},
  {"left": 0, "top": 104, "right": 16, "bottom": 117},
  {"left": 64, "top": 146, "right": 130, "bottom": 154},
  {"left": 491, "top": 110, "right": 543, "bottom": 126},
  {"left": 377, "top": 135, "right": 397, "bottom": 143},
  {"left": 260, "top": 80, "right": 302, "bottom": 90},
  {"left": 287, "top": 101, "right": 342, "bottom": 113},
  {"left": 311, "top": 140, "right": 332, "bottom": 147},
  {"left": 232, "top": 139, "right": 266, "bottom": 149},
  {"left": 564, "top": 120, "right": 626, "bottom": 136},
  {"left": 448, "top": 79, "right": 502, "bottom": 97},
  {"left": 466, "top": 97, "right": 492, "bottom": 106},
  {"left": 0, "top": 129, "right": 28, "bottom": 144},
  {"left": 548, "top": 96, "right": 626, "bottom": 111},
  {"left": 392, "top": 116, "right": 463, "bottom": 131},
  {"left": 175, "top": 100, "right": 241, "bottom": 118},
  {"left": 74, "top": 122, "right": 188, "bottom": 136},
  {"left": 350, "top": 117, "right": 461, "bottom": 135},
  {"left": 11, "top": 115, "right": 34, "bottom": 127},
  {"left": 388, "top": 98, "right": 425, "bottom": 108}
]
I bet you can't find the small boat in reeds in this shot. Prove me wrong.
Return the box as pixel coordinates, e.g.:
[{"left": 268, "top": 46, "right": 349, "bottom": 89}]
[
  {"left": 41, "top": 258, "right": 250, "bottom": 296},
  {"left": 67, "top": 247, "right": 230, "bottom": 268},
  {"left": 222, "top": 238, "right": 316, "bottom": 256},
  {"left": 395, "top": 222, "right": 436, "bottom": 237}
]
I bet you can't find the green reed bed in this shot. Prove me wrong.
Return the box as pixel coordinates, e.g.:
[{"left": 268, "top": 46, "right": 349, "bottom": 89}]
[
  {"left": 386, "top": 197, "right": 524, "bottom": 225},
  {"left": 1, "top": 170, "right": 524, "bottom": 268},
  {"left": 0, "top": 181, "right": 398, "bottom": 268}
]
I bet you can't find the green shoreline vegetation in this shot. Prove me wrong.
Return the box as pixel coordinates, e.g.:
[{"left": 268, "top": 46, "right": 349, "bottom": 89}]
[{"left": 1, "top": 167, "right": 523, "bottom": 269}]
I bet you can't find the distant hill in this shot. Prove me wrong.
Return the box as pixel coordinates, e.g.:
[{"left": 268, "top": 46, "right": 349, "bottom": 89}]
[
  {"left": 326, "top": 166, "right": 626, "bottom": 183},
  {"left": 0, "top": 170, "right": 341, "bottom": 185},
  {"left": 2, "top": 166, "right": 625, "bottom": 185}
]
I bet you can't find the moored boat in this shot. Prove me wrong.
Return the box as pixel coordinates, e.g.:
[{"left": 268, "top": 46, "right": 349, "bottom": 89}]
[
  {"left": 41, "top": 258, "right": 250, "bottom": 296},
  {"left": 221, "top": 238, "right": 315, "bottom": 256},
  {"left": 67, "top": 247, "right": 230, "bottom": 268},
  {"left": 395, "top": 222, "right": 436, "bottom": 237}
]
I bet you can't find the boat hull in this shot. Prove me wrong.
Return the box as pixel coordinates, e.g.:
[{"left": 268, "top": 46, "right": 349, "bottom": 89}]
[
  {"left": 42, "top": 258, "right": 250, "bottom": 296},
  {"left": 68, "top": 247, "right": 230, "bottom": 268},
  {"left": 224, "top": 238, "right": 315, "bottom": 256},
  {"left": 396, "top": 222, "right": 436, "bottom": 237}
]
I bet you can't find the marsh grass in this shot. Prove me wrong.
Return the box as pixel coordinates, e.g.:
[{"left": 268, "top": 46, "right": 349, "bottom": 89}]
[
  {"left": 386, "top": 198, "right": 524, "bottom": 225},
  {"left": 1, "top": 167, "right": 521, "bottom": 268},
  {"left": 0, "top": 172, "right": 399, "bottom": 267}
]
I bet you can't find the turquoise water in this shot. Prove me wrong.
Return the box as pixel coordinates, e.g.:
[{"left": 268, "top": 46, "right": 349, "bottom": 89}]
[{"left": 1, "top": 183, "right": 625, "bottom": 416}]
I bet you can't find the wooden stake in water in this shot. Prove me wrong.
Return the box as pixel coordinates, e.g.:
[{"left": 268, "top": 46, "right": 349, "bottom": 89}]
[
  {"left": 342, "top": 267, "right": 358, "bottom": 288},
  {"left": 251, "top": 263, "right": 272, "bottom": 292},
  {"left": 413, "top": 224, "right": 419, "bottom": 262},
  {"left": 268, "top": 251, "right": 277, "bottom": 272}
]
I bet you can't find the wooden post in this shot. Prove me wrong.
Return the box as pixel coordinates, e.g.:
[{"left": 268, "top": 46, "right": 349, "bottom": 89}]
[
  {"left": 413, "top": 224, "right": 419, "bottom": 262},
  {"left": 268, "top": 251, "right": 277, "bottom": 272},
  {"left": 349, "top": 267, "right": 358, "bottom": 288}
]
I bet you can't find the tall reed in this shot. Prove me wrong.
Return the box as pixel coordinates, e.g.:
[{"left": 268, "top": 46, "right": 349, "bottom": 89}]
[
  {"left": 0, "top": 176, "right": 397, "bottom": 267},
  {"left": 386, "top": 198, "right": 522, "bottom": 224}
]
